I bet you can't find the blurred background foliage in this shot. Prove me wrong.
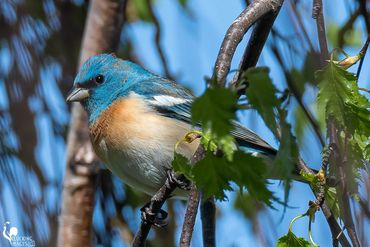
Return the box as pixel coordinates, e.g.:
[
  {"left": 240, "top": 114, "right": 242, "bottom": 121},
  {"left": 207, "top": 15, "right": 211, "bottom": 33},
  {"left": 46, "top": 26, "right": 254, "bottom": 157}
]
[{"left": 0, "top": 0, "right": 369, "bottom": 246}]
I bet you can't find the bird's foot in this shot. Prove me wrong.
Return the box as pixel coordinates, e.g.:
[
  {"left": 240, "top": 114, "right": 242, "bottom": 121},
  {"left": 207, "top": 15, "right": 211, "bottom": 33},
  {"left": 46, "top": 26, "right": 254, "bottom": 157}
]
[
  {"left": 166, "top": 169, "right": 191, "bottom": 191},
  {"left": 140, "top": 203, "right": 169, "bottom": 228}
]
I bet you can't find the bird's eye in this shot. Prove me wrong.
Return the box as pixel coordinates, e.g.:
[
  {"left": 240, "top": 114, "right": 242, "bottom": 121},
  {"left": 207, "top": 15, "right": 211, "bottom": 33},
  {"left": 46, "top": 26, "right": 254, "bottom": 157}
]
[{"left": 95, "top": 75, "right": 104, "bottom": 84}]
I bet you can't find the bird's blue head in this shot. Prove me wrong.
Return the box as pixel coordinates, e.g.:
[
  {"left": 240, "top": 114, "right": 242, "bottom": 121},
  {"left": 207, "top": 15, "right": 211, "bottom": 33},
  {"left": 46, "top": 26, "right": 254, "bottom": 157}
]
[{"left": 66, "top": 54, "right": 152, "bottom": 123}]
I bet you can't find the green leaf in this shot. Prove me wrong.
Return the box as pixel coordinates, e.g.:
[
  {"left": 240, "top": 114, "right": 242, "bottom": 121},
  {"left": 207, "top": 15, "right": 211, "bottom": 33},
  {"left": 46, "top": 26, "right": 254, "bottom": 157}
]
[
  {"left": 317, "top": 61, "right": 370, "bottom": 181},
  {"left": 234, "top": 193, "right": 264, "bottom": 219},
  {"left": 317, "top": 61, "right": 370, "bottom": 136},
  {"left": 232, "top": 151, "right": 272, "bottom": 204},
  {"left": 325, "top": 187, "right": 341, "bottom": 220},
  {"left": 218, "top": 134, "right": 235, "bottom": 161},
  {"left": 129, "top": 0, "right": 152, "bottom": 22},
  {"left": 183, "top": 148, "right": 273, "bottom": 202},
  {"left": 178, "top": 0, "right": 187, "bottom": 7},
  {"left": 277, "top": 230, "right": 311, "bottom": 247},
  {"left": 191, "top": 88, "right": 238, "bottom": 139},
  {"left": 172, "top": 152, "right": 193, "bottom": 180},
  {"left": 272, "top": 111, "right": 299, "bottom": 179},
  {"left": 192, "top": 151, "right": 233, "bottom": 200},
  {"left": 300, "top": 171, "right": 320, "bottom": 191},
  {"left": 245, "top": 67, "right": 279, "bottom": 135}
]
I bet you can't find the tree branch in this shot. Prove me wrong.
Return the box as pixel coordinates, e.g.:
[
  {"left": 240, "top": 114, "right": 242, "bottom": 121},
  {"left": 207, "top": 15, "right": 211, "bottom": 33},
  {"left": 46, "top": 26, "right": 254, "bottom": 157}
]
[
  {"left": 201, "top": 196, "right": 216, "bottom": 247},
  {"left": 297, "top": 158, "right": 351, "bottom": 247},
  {"left": 231, "top": 5, "right": 281, "bottom": 88},
  {"left": 58, "top": 0, "right": 125, "bottom": 246},
  {"left": 312, "top": 0, "right": 329, "bottom": 62},
  {"left": 313, "top": 1, "right": 360, "bottom": 246},
  {"left": 131, "top": 174, "right": 180, "bottom": 247},
  {"left": 179, "top": 185, "right": 200, "bottom": 247},
  {"left": 179, "top": 145, "right": 205, "bottom": 247},
  {"left": 213, "top": 0, "right": 284, "bottom": 86}
]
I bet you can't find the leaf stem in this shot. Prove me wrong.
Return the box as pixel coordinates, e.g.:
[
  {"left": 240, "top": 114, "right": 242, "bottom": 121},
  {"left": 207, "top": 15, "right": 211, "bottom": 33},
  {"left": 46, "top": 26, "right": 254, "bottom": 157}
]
[{"left": 289, "top": 213, "right": 306, "bottom": 232}]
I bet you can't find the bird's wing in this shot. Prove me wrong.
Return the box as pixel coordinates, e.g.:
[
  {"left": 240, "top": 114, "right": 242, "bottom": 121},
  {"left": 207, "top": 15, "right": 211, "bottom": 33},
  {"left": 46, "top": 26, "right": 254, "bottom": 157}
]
[{"left": 137, "top": 77, "right": 276, "bottom": 155}]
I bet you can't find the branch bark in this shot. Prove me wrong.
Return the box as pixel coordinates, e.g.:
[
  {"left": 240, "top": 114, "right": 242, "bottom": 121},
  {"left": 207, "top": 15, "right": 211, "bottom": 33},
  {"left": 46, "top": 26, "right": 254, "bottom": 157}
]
[
  {"left": 213, "top": 0, "right": 284, "bottom": 86},
  {"left": 57, "top": 1, "right": 125, "bottom": 246},
  {"left": 131, "top": 174, "right": 180, "bottom": 247},
  {"left": 313, "top": 1, "right": 360, "bottom": 246},
  {"left": 179, "top": 145, "right": 205, "bottom": 247},
  {"left": 231, "top": 6, "right": 281, "bottom": 87},
  {"left": 179, "top": 185, "right": 200, "bottom": 247}
]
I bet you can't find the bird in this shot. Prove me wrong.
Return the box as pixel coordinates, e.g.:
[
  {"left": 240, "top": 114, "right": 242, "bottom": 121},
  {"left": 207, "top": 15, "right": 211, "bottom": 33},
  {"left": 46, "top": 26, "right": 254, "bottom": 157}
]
[{"left": 66, "top": 53, "right": 278, "bottom": 197}]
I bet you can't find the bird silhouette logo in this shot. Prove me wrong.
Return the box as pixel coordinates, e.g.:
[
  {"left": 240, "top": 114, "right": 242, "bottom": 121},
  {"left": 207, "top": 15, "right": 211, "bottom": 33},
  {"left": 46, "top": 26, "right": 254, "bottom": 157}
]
[{"left": 2, "top": 222, "right": 18, "bottom": 243}]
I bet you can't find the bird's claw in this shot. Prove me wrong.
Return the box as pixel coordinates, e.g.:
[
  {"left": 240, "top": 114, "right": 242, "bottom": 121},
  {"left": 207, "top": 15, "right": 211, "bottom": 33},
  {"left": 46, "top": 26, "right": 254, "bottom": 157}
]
[
  {"left": 140, "top": 204, "right": 169, "bottom": 228},
  {"left": 166, "top": 169, "right": 191, "bottom": 190}
]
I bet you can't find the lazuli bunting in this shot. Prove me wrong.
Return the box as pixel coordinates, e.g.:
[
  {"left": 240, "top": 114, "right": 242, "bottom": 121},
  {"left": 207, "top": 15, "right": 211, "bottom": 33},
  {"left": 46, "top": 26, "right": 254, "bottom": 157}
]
[{"left": 66, "top": 54, "right": 276, "bottom": 196}]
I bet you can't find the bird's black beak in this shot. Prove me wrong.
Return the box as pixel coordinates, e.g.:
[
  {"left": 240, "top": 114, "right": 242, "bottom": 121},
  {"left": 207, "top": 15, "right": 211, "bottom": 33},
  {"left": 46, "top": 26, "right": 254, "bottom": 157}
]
[{"left": 66, "top": 87, "right": 90, "bottom": 102}]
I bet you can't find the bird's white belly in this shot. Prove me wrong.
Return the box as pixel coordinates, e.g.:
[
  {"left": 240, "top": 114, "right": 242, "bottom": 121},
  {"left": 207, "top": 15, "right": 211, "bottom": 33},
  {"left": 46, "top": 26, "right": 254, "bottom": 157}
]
[{"left": 97, "top": 137, "right": 174, "bottom": 195}]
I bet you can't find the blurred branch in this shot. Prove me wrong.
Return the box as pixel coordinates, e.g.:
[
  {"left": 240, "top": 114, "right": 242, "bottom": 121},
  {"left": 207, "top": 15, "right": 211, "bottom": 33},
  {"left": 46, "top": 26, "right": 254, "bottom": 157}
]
[
  {"left": 201, "top": 196, "right": 216, "bottom": 247},
  {"left": 213, "top": 0, "right": 284, "bottom": 85},
  {"left": 145, "top": 0, "right": 172, "bottom": 79},
  {"left": 270, "top": 44, "right": 325, "bottom": 147},
  {"left": 290, "top": 0, "right": 315, "bottom": 51},
  {"left": 358, "top": 0, "right": 370, "bottom": 33},
  {"left": 57, "top": 0, "right": 125, "bottom": 246},
  {"left": 179, "top": 185, "right": 200, "bottom": 247},
  {"left": 338, "top": 8, "right": 361, "bottom": 48}
]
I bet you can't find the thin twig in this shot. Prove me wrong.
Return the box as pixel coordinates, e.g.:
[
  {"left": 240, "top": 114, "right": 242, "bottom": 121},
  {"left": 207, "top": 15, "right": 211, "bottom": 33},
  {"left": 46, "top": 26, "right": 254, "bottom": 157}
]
[
  {"left": 179, "top": 185, "right": 200, "bottom": 247},
  {"left": 201, "top": 196, "right": 216, "bottom": 247},
  {"left": 289, "top": 1, "right": 315, "bottom": 51},
  {"left": 213, "top": 0, "right": 284, "bottom": 85},
  {"left": 145, "top": 0, "right": 172, "bottom": 79},
  {"left": 356, "top": 34, "right": 370, "bottom": 78},
  {"left": 270, "top": 45, "right": 325, "bottom": 147},
  {"left": 357, "top": 0, "right": 370, "bottom": 79},
  {"left": 231, "top": 6, "right": 281, "bottom": 88},
  {"left": 312, "top": 0, "right": 329, "bottom": 63},
  {"left": 297, "top": 158, "right": 351, "bottom": 247}
]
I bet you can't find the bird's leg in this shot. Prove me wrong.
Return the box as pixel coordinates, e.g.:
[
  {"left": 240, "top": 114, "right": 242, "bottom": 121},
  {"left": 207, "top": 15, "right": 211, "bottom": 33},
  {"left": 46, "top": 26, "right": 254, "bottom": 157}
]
[
  {"left": 166, "top": 169, "right": 191, "bottom": 191},
  {"left": 140, "top": 202, "right": 169, "bottom": 228},
  {"left": 139, "top": 170, "right": 190, "bottom": 228}
]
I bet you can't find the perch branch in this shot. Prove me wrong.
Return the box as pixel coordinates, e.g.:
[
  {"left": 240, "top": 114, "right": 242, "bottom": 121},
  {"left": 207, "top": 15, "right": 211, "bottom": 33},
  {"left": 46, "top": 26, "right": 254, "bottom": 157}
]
[
  {"left": 179, "top": 185, "right": 200, "bottom": 247},
  {"left": 213, "top": 0, "right": 284, "bottom": 86},
  {"left": 179, "top": 145, "right": 205, "bottom": 247},
  {"left": 131, "top": 174, "right": 180, "bottom": 247},
  {"left": 231, "top": 5, "right": 281, "bottom": 88}
]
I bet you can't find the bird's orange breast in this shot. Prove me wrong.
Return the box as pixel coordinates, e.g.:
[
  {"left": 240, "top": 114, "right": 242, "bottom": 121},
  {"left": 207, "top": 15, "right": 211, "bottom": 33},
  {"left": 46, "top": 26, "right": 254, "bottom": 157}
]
[{"left": 89, "top": 94, "right": 199, "bottom": 163}]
